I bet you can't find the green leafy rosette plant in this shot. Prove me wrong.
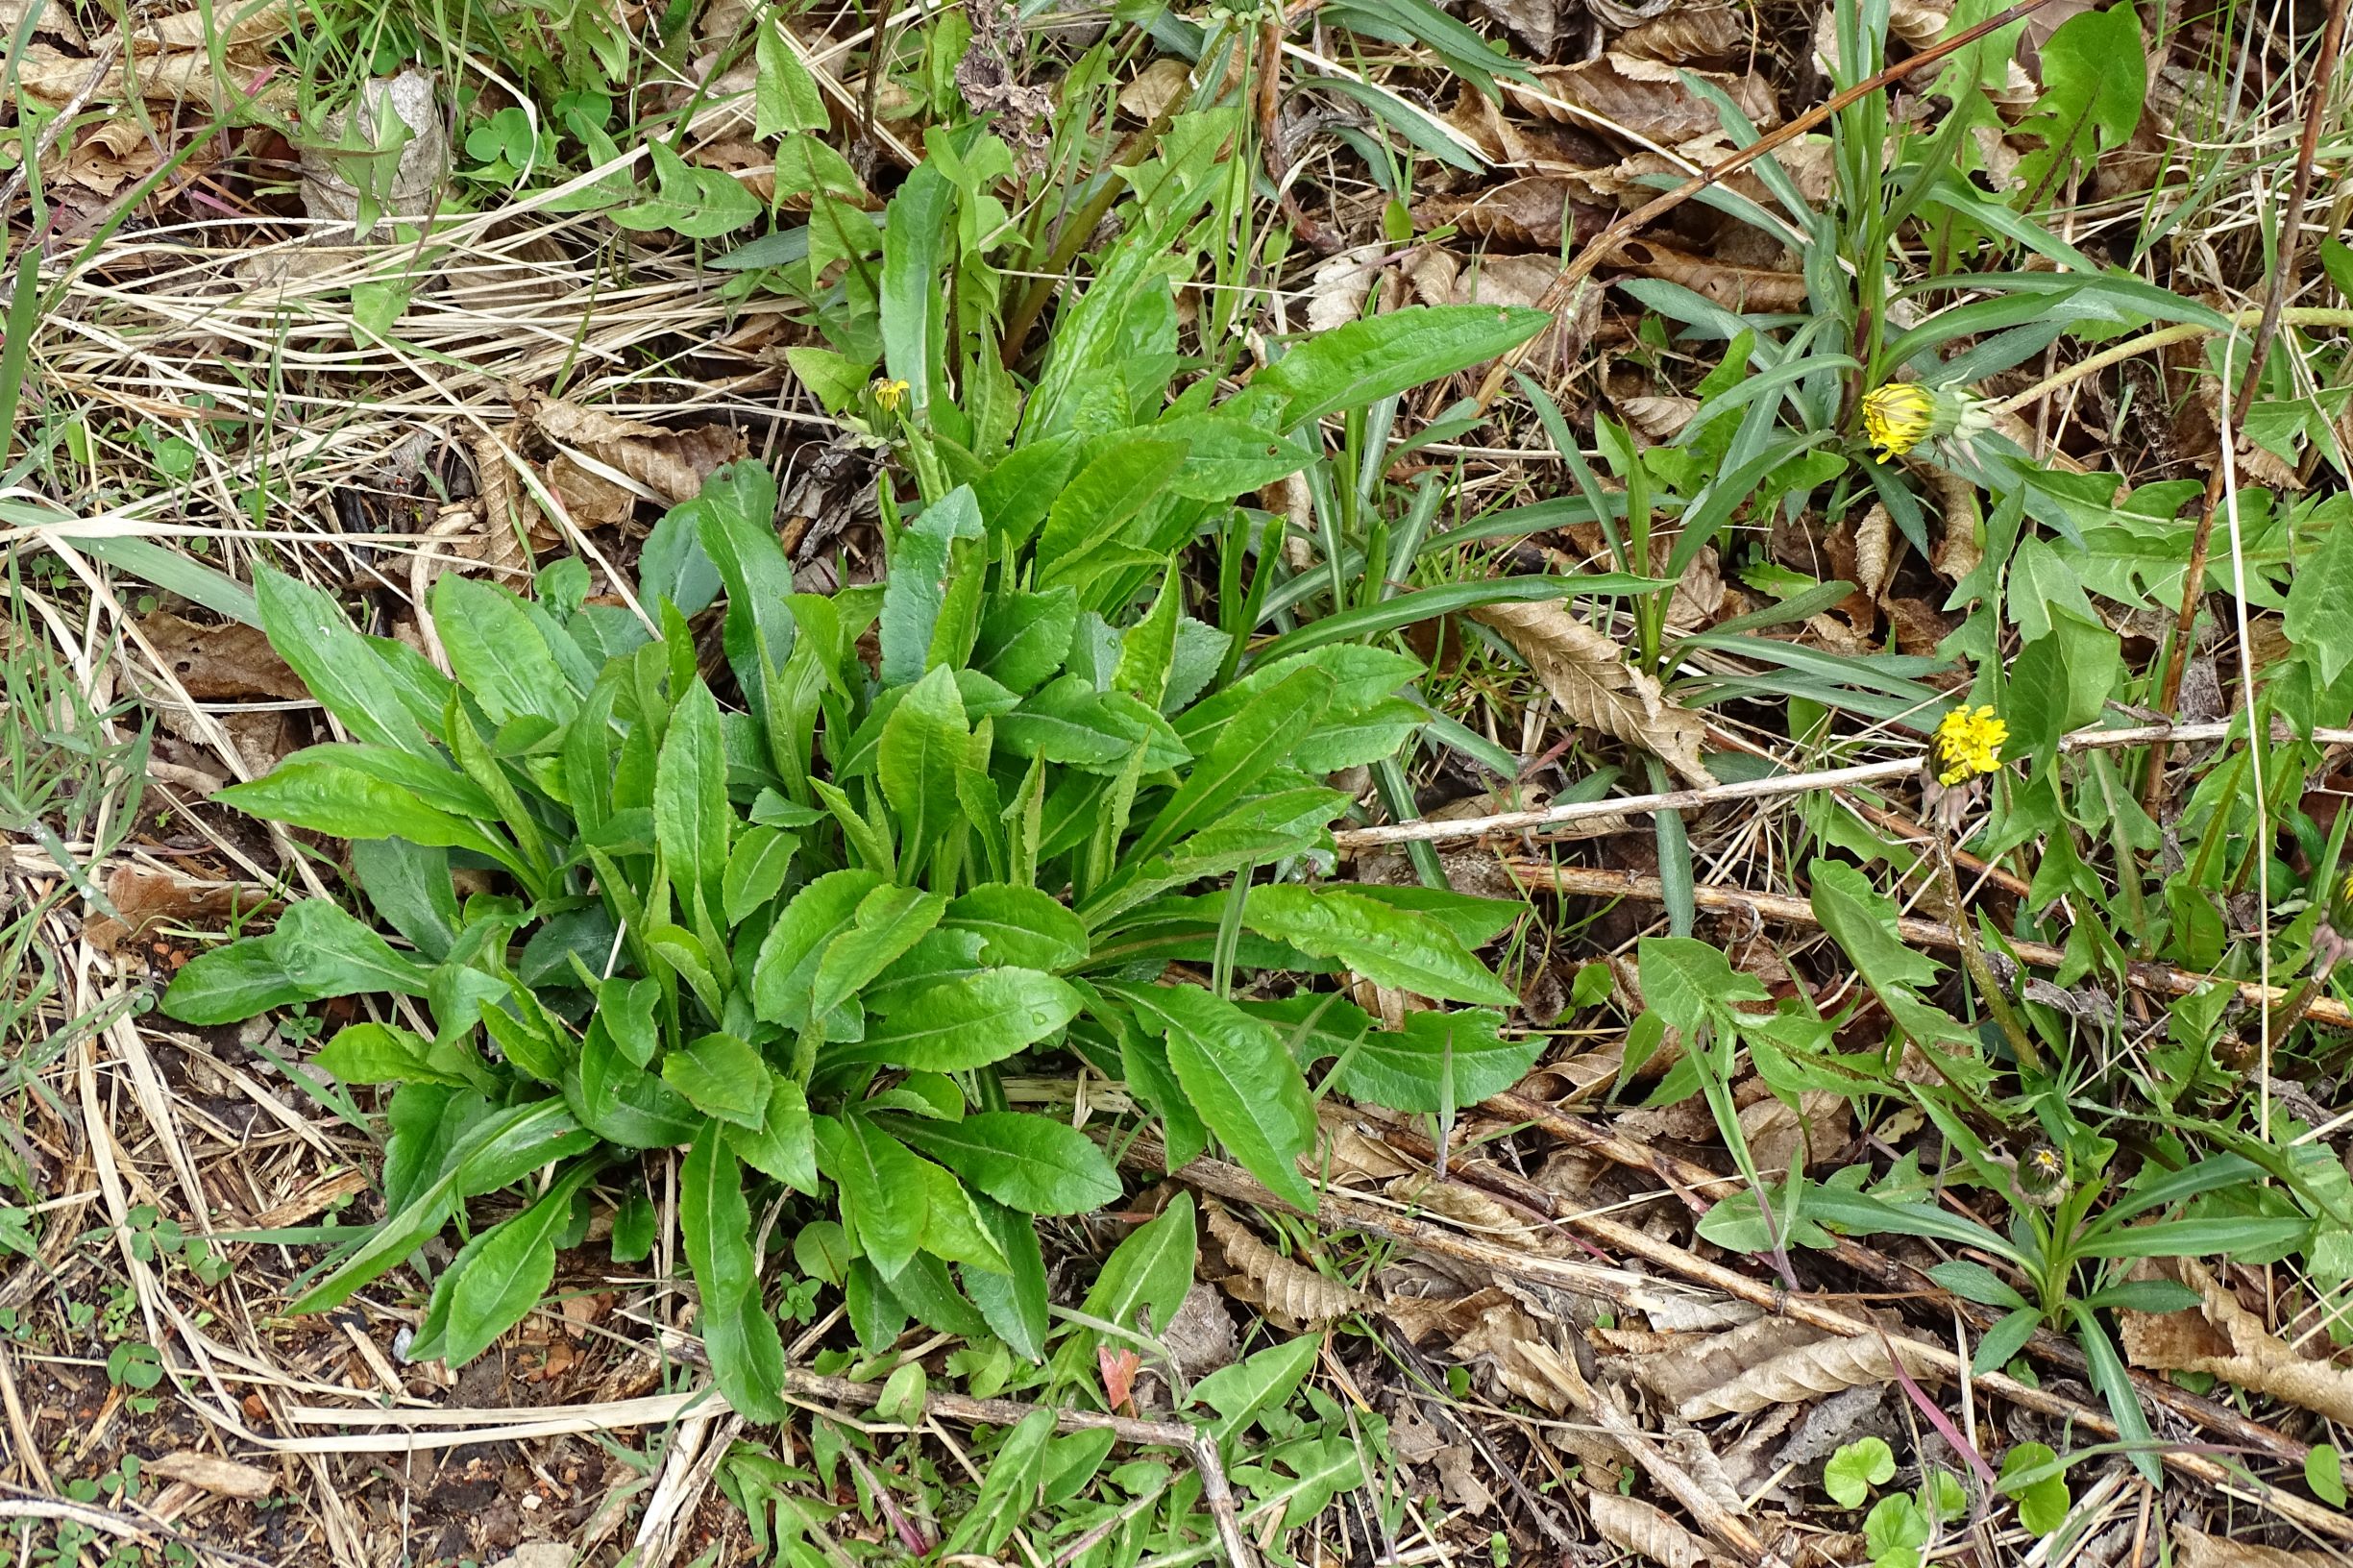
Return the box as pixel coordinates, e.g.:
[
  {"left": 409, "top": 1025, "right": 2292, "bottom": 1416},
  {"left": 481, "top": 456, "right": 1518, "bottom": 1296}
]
[{"left": 160, "top": 346, "right": 1550, "bottom": 1416}]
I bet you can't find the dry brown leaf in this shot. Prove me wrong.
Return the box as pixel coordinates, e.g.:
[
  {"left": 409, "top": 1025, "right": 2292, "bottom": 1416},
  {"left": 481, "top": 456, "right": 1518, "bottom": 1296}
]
[
  {"left": 1618, "top": 395, "right": 1700, "bottom": 442},
  {"left": 1851, "top": 502, "right": 1895, "bottom": 603},
  {"left": 1437, "top": 1447, "right": 1498, "bottom": 1516},
  {"left": 2173, "top": 1526, "right": 2334, "bottom": 1568},
  {"left": 1921, "top": 463, "right": 1982, "bottom": 583},
  {"left": 546, "top": 453, "right": 642, "bottom": 528},
  {"left": 1615, "top": 4, "right": 1745, "bottom": 63},
  {"left": 135, "top": 612, "right": 306, "bottom": 700},
  {"left": 1387, "top": 1172, "right": 1564, "bottom": 1255},
  {"left": 1618, "top": 239, "right": 1807, "bottom": 313},
  {"left": 1304, "top": 244, "right": 1387, "bottom": 333},
  {"left": 1472, "top": 0, "right": 1570, "bottom": 59},
  {"left": 145, "top": 1451, "right": 276, "bottom": 1500},
  {"left": 297, "top": 69, "right": 449, "bottom": 236},
  {"left": 1509, "top": 57, "right": 1778, "bottom": 148},
  {"left": 1204, "top": 1203, "right": 1370, "bottom": 1327},
  {"left": 1413, "top": 178, "right": 1609, "bottom": 251},
  {"left": 14, "top": 40, "right": 280, "bottom": 109},
  {"left": 1441, "top": 86, "right": 1615, "bottom": 169},
  {"left": 1118, "top": 58, "right": 1189, "bottom": 123},
  {"left": 1626, "top": 1315, "right": 1845, "bottom": 1409},
  {"left": 2120, "top": 1258, "right": 2353, "bottom": 1424},
  {"left": 520, "top": 387, "right": 749, "bottom": 507},
  {"left": 1735, "top": 1090, "right": 1851, "bottom": 1176},
  {"left": 106, "top": 0, "right": 292, "bottom": 53},
  {"left": 1586, "top": 1490, "right": 1718, "bottom": 1568},
  {"left": 86, "top": 868, "right": 281, "bottom": 954},
  {"left": 1, "top": 0, "right": 85, "bottom": 47},
  {"left": 1317, "top": 1112, "right": 1417, "bottom": 1184},
  {"left": 1447, "top": 1292, "right": 1587, "bottom": 1413},
  {"left": 1679, "top": 1327, "right": 1946, "bottom": 1419},
  {"left": 1470, "top": 599, "right": 1717, "bottom": 787}
]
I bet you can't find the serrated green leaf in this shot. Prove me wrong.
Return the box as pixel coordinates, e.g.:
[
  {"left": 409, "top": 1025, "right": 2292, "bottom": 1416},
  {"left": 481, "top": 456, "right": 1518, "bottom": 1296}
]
[
  {"left": 1242, "top": 885, "right": 1517, "bottom": 1007},
  {"left": 1111, "top": 983, "right": 1315, "bottom": 1211},
  {"left": 880, "top": 1112, "right": 1121, "bottom": 1215},
  {"left": 681, "top": 1122, "right": 788, "bottom": 1420}
]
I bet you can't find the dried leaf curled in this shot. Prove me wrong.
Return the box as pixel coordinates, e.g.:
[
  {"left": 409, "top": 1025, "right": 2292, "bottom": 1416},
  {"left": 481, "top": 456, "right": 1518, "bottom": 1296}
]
[
  {"left": 1586, "top": 1489, "right": 1717, "bottom": 1568},
  {"left": 146, "top": 1451, "right": 276, "bottom": 1499},
  {"left": 2120, "top": 1258, "right": 2353, "bottom": 1424},
  {"left": 1470, "top": 600, "right": 1717, "bottom": 787},
  {"left": 1205, "top": 1203, "right": 1370, "bottom": 1327}
]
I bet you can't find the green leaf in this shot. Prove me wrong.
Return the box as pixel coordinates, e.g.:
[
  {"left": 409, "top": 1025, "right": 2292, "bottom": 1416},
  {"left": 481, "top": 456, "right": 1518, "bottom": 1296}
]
[
  {"left": 694, "top": 461, "right": 797, "bottom": 705},
  {"left": 877, "top": 665, "right": 968, "bottom": 860},
  {"left": 835, "top": 968, "right": 1083, "bottom": 1071},
  {"left": 2073, "top": 1215, "right": 2312, "bottom": 1260},
  {"left": 1972, "top": 1307, "right": 2040, "bottom": 1375},
  {"left": 880, "top": 162, "right": 953, "bottom": 412},
  {"left": 2307, "top": 1444, "right": 2348, "bottom": 1509},
  {"left": 965, "top": 1196, "right": 1050, "bottom": 1358},
  {"left": 1152, "top": 412, "right": 1320, "bottom": 502},
  {"left": 291, "top": 1099, "right": 594, "bottom": 1313},
  {"left": 1134, "top": 666, "right": 1334, "bottom": 860},
  {"left": 1111, "top": 984, "right": 1315, "bottom": 1211},
  {"left": 350, "top": 837, "right": 461, "bottom": 962},
  {"left": 814, "top": 1114, "right": 929, "bottom": 1277},
  {"left": 2287, "top": 506, "right": 2353, "bottom": 688},
  {"left": 881, "top": 1112, "right": 1121, "bottom": 1215},
  {"left": 430, "top": 575, "right": 576, "bottom": 726},
  {"left": 974, "top": 586, "right": 1079, "bottom": 694},
  {"left": 1077, "top": 1189, "right": 1195, "bottom": 1341},
  {"left": 1637, "top": 934, "right": 1773, "bottom": 1036},
  {"left": 723, "top": 825, "right": 798, "bottom": 924},
  {"left": 315, "top": 1021, "right": 469, "bottom": 1087},
  {"left": 1997, "top": 1441, "right": 2070, "bottom": 1537},
  {"left": 752, "top": 868, "right": 886, "bottom": 1025},
  {"left": 1329, "top": 1003, "right": 1533, "bottom": 1111},
  {"left": 812, "top": 885, "right": 948, "bottom": 1017},
  {"left": 655, "top": 678, "right": 730, "bottom": 919},
  {"left": 681, "top": 1122, "right": 788, "bottom": 1421},
  {"left": 944, "top": 884, "right": 1089, "bottom": 970},
  {"left": 754, "top": 20, "right": 827, "bottom": 136},
  {"left": 1193, "top": 1335, "right": 1320, "bottom": 1449},
  {"left": 1035, "top": 436, "right": 1190, "bottom": 580},
  {"left": 1825, "top": 1436, "right": 1896, "bottom": 1507},
  {"left": 254, "top": 567, "right": 434, "bottom": 754},
  {"left": 1254, "top": 306, "right": 1547, "bottom": 430},
  {"left": 1924, "top": 1260, "right": 2028, "bottom": 1310},
  {"left": 1863, "top": 1495, "right": 1929, "bottom": 1568},
  {"left": 1242, "top": 886, "right": 1517, "bottom": 1007},
  {"left": 615, "top": 139, "right": 761, "bottom": 238},
  {"left": 2005, "top": 609, "right": 2118, "bottom": 767},
  {"left": 216, "top": 756, "right": 510, "bottom": 865},
  {"left": 661, "top": 1033, "right": 772, "bottom": 1129},
  {"left": 437, "top": 1163, "right": 597, "bottom": 1364},
  {"left": 729, "top": 1072, "right": 819, "bottom": 1192}
]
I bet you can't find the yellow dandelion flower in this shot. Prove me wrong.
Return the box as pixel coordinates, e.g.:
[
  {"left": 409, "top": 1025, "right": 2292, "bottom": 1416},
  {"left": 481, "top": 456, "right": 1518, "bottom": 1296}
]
[
  {"left": 872, "top": 378, "right": 911, "bottom": 414},
  {"left": 1862, "top": 382, "right": 1936, "bottom": 459},
  {"left": 1933, "top": 704, "right": 2007, "bottom": 785},
  {"left": 1861, "top": 380, "right": 1996, "bottom": 461}
]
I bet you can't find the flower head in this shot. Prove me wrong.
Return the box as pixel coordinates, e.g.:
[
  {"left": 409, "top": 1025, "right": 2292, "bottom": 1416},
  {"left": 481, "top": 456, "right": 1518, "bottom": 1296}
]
[
  {"left": 1861, "top": 381, "right": 1995, "bottom": 461},
  {"left": 1862, "top": 382, "right": 1936, "bottom": 458},
  {"left": 872, "top": 378, "right": 911, "bottom": 414},
  {"left": 2017, "top": 1139, "right": 2070, "bottom": 1207},
  {"left": 1933, "top": 703, "right": 2007, "bottom": 786}
]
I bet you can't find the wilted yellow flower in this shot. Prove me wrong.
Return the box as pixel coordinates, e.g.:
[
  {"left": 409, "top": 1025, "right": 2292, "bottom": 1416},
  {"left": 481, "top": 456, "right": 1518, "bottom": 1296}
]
[
  {"left": 872, "top": 378, "right": 910, "bottom": 413},
  {"left": 1933, "top": 703, "right": 2008, "bottom": 785},
  {"left": 1862, "top": 382, "right": 1936, "bottom": 458},
  {"left": 1861, "top": 380, "right": 1995, "bottom": 461}
]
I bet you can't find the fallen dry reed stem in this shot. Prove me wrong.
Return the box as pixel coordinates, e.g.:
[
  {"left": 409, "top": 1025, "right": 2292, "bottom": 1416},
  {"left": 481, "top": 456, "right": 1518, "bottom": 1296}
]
[
  {"left": 1334, "top": 722, "right": 2353, "bottom": 850},
  {"left": 1498, "top": 862, "right": 2353, "bottom": 1033}
]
